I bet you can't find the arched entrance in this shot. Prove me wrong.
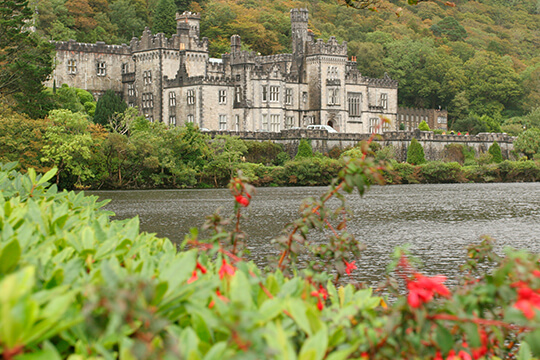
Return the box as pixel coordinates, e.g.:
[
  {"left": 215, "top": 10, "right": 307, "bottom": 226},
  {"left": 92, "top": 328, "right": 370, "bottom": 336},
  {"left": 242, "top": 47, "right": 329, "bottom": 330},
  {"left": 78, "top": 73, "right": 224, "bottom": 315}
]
[{"left": 327, "top": 120, "right": 334, "bottom": 128}]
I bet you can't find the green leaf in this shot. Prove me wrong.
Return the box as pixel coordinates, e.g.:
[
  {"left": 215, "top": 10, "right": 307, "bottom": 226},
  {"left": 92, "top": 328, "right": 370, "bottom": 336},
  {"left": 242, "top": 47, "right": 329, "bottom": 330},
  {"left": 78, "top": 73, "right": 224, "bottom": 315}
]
[
  {"left": 203, "top": 342, "right": 227, "bottom": 360},
  {"left": 288, "top": 298, "right": 312, "bottom": 336},
  {"left": 524, "top": 330, "right": 540, "bottom": 357},
  {"left": 518, "top": 341, "right": 532, "bottom": 360},
  {"left": 36, "top": 168, "right": 57, "bottom": 186},
  {"left": 14, "top": 341, "right": 61, "bottom": 360},
  {"left": 0, "top": 239, "right": 21, "bottom": 274},
  {"left": 435, "top": 325, "right": 454, "bottom": 354},
  {"left": 299, "top": 327, "right": 328, "bottom": 360},
  {"left": 463, "top": 323, "right": 480, "bottom": 348}
]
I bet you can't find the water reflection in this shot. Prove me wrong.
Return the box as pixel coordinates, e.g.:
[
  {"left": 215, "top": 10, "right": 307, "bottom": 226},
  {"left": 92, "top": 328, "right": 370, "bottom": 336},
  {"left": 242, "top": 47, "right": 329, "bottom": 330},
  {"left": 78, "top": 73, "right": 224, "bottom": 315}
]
[{"left": 88, "top": 182, "right": 540, "bottom": 286}]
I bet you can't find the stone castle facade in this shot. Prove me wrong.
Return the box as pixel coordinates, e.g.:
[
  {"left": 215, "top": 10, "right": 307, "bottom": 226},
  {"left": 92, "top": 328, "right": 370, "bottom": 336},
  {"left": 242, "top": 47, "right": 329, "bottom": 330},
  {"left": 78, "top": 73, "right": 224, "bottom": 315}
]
[{"left": 47, "top": 9, "right": 399, "bottom": 133}]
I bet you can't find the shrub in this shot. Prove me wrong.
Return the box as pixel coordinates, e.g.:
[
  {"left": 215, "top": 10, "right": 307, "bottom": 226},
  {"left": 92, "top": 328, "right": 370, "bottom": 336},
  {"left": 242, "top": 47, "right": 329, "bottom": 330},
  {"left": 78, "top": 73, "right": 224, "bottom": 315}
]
[
  {"left": 419, "top": 161, "right": 466, "bottom": 183},
  {"left": 418, "top": 120, "right": 430, "bottom": 131},
  {"left": 295, "top": 138, "right": 313, "bottom": 159},
  {"left": 406, "top": 138, "right": 426, "bottom": 165},
  {"left": 488, "top": 141, "right": 503, "bottom": 163}
]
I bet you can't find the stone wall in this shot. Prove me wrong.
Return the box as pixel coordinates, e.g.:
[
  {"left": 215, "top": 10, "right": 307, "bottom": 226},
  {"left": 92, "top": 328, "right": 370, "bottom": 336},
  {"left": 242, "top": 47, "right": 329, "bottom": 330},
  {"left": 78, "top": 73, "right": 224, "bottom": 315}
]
[{"left": 205, "top": 129, "right": 515, "bottom": 160}]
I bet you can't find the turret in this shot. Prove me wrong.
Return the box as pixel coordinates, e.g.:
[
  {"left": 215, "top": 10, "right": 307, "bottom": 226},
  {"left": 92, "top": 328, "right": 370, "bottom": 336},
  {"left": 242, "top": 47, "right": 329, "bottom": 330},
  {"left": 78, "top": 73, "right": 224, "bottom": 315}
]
[
  {"left": 176, "top": 11, "right": 200, "bottom": 38},
  {"left": 231, "top": 35, "right": 241, "bottom": 54}
]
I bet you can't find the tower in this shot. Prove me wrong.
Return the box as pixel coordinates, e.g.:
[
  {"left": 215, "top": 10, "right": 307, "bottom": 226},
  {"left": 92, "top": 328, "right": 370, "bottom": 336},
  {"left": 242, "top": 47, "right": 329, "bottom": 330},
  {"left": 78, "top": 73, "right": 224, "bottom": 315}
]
[
  {"left": 176, "top": 11, "right": 200, "bottom": 38},
  {"left": 290, "top": 8, "right": 308, "bottom": 57}
]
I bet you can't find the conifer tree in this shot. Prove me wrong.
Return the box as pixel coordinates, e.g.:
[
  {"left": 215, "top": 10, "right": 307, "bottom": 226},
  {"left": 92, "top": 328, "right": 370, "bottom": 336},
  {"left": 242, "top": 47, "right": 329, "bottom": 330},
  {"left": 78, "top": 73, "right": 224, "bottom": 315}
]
[
  {"left": 153, "top": 0, "right": 177, "bottom": 36},
  {"left": 93, "top": 90, "right": 127, "bottom": 126},
  {"left": 295, "top": 139, "right": 313, "bottom": 159},
  {"left": 406, "top": 138, "right": 426, "bottom": 165},
  {"left": 488, "top": 141, "right": 503, "bottom": 163}
]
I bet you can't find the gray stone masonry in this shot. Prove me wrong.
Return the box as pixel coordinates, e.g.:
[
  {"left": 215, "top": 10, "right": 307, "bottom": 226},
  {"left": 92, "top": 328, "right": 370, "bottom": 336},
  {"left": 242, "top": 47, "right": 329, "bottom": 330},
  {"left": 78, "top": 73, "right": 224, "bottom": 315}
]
[{"left": 205, "top": 129, "right": 515, "bottom": 161}]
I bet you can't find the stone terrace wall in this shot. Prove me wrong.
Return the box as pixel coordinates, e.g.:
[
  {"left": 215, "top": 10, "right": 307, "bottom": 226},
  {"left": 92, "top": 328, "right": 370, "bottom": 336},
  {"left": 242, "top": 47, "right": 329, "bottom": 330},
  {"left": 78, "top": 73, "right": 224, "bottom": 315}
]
[{"left": 205, "top": 129, "right": 515, "bottom": 161}]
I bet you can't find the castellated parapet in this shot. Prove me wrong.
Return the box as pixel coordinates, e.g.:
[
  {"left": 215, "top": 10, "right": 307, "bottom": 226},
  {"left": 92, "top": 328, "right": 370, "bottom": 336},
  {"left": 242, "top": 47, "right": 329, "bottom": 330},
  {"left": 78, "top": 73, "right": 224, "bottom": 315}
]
[
  {"left": 55, "top": 40, "right": 131, "bottom": 55},
  {"left": 306, "top": 37, "right": 347, "bottom": 57},
  {"left": 367, "top": 73, "right": 398, "bottom": 89}
]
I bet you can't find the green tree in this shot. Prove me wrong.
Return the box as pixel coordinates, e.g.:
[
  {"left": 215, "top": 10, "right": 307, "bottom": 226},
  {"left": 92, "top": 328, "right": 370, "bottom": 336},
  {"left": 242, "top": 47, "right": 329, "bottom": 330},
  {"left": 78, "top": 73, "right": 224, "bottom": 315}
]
[
  {"left": 488, "top": 141, "right": 503, "bottom": 163},
  {"left": 0, "top": 0, "right": 55, "bottom": 118},
  {"left": 463, "top": 52, "right": 522, "bottom": 118},
  {"left": 295, "top": 139, "right": 313, "bottom": 159},
  {"left": 41, "top": 110, "right": 96, "bottom": 186},
  {"left": 514, "top": 128, "right": 540, "bottom": 160},
  {"left": 153, "top": 0, "right": 177, "bottom": 36},
  {"left": 203, "top": 135, "right": 247, "bottom": 186},
  {"left": 110, "top": 0, "right": 146, "bottom": 43},
  {"left": 406, "top": 138, "right": 426, "bottom": 165},
  {"left": 430, "top": 17, "right": 467, "bottom": 42},
  {"left": 418, "top": 120, "right": 430, "bottom": 131},
  {"left": 93, "top": 89, "right": 127, "bottom": 127}
]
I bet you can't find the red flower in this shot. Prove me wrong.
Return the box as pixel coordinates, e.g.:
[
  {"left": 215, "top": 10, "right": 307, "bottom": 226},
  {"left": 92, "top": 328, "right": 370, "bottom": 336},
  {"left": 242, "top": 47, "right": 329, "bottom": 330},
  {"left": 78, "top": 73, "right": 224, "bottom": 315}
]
[
  {"left": 196, "top": 262, "right": 207, "bottom": 274},
  {"left": 407, "top": 273, "right": 450, "bottom": 308},
  {"left": 235, "top": 194, "right": 250, "bottom": 207},
  {"left": 317, "top": 297, "right": 324, "bottom": 311},
  {"left": 533, "top": 269, "right": 540, "bottom": 277},
  {"left": 187, "top": 270, "right": 198, "bottom": 284},
  {"left": 310, "top": 284, "right": 328, "bottom": 310},
  {"left": 219, "top": 259, "right": 236, "bottom": 279},
  {"left": 208, "top": 289, "right": 229, "bottom": 309},
  {"left": 514, "top": 287, "right": 540, "bottom": 319},
  {"left": 446, "top": 350, "right": 471, "bottom": 360},
  {"left": 345, "top": 260, "right": 357, "bottom": 275}
]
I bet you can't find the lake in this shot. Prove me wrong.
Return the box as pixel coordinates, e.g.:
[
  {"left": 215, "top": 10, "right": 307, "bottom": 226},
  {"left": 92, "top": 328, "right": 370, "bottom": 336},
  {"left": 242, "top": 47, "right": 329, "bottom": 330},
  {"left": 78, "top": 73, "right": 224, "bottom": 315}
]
[{"left": 88, "top": 182, "right": 540, "bottom": 286}]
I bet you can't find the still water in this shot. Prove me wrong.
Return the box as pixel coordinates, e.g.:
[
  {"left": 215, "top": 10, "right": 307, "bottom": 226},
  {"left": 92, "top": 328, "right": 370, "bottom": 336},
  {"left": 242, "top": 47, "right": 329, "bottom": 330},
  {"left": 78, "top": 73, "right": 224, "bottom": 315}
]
[{"left": 88, "top": 183, "right": 540, "bottom": 286}]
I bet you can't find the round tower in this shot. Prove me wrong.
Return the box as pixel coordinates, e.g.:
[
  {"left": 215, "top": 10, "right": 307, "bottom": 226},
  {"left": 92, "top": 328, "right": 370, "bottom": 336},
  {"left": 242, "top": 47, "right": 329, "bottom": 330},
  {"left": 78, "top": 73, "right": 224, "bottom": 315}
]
[{"left": 175, "top": 11, "right": 200, "bottom": 38}]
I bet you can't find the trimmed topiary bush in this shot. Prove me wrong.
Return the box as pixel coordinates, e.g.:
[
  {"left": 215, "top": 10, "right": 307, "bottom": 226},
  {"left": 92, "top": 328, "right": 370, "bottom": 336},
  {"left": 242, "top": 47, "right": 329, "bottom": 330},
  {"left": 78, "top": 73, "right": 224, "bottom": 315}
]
[
  {"left": 406, "top": 138, "right": 426, "bottom": 165},
  {"left": 488, "top": 141, "right": 503, "bottom": 163}
]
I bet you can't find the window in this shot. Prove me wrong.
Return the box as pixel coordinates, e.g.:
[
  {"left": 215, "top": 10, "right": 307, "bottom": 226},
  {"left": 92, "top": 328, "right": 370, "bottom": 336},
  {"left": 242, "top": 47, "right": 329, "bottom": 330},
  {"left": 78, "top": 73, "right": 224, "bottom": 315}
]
[
  {"left": 261, "top": 114, "right": 268, "bottom": 131},
  {"left": 328, "top": 88, "right": 339, "bottom": 105},
  {"left": 262, "top": 86, "right": 268, "bottom": 102},
  {"left": 122, "top": 63, "right": 128, "bottom": 74},
  {"left": 234, "top": 115, "right": 240, "bottom": 131},
  {"left": 347, "top": 92, "right": 362, "bottom": 116},
  {"left": 147, "top": 115, "right": 153, "bottom": 122},
  {"left": 142, "top": 93, "right": 154, "bottom": 109},
  {"left": 437, "top": 116, "right": 447, "bottom": 124},
  {"left": 219, "top": 115, "right": 227, "bottom": 130},
  {"left": 380, "top": 93, "right": 388, "bottom": 110},
  {"left": 369, "top": 118, "right": 380, "bottom": 134},
  {"left": 169, "top": 115, "right": 176, "bottom": 126},
  {"left": 187, "top": 90, "right": 195, "bottom": 105},
  {"left": 270, "top": 114, "right": 280, "bottom": 132},
  {"left": 302, "top": 92, "right": 307, "bottom": 103},
  {"left": 128, "top": 84, "right": 135, "bottom": 97},
  {"left": 143, "top": 71, "right": 152, "bottom": 85},
  {"left": 327, "top": 66, "right": 339, "bottom": 80},
  {"left": 285, "top": 116, "right": 294, "bottom": 129},
  {"left": 97, "top": 61, "right": 106, "bottom": 76},
  {"left": 187, "top": 114, "right": 194, "bottom": 123},
  {"left": 285, "top": 88, "right": 293, "bottom": 105},
  {"left": 128, "top": 102, "right": 134, "bottom": 108},
  {"left": 67, "top": 59, "right": 77, "bottom": 74},
  {"left": 235, "top": 86, "right": 241, "bottom": 103},
  {"left": 270, "top": 86, "right": 279, "bottom": 102},
  {"left": 169, "top": 92, "right": 176, "bottom": 107},
  {"left": 219, "top": 89, "right": 227, "bottom": 104}
]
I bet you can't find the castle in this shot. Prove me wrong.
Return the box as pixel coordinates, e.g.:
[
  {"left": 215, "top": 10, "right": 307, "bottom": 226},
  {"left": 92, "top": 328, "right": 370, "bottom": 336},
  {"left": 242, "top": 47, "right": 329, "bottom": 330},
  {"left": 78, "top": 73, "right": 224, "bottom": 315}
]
[{"left": 47, "top": 9, "right": 399, "bottom": 133}]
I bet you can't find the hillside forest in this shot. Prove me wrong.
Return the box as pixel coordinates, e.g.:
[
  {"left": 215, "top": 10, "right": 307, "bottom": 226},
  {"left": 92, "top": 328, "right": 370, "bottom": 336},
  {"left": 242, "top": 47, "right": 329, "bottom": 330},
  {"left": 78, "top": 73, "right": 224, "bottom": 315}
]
[{"left": 31, "top": 0, "right": 540, "bottom": 131}]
